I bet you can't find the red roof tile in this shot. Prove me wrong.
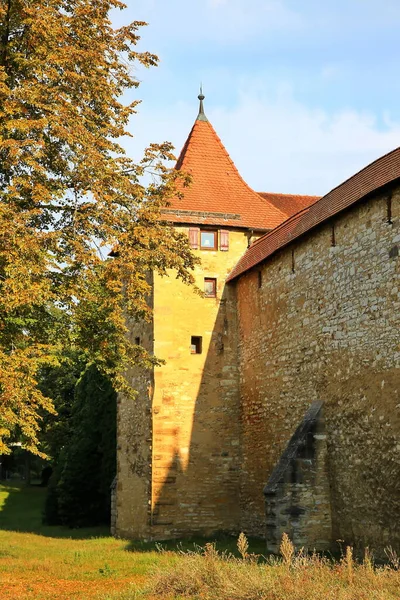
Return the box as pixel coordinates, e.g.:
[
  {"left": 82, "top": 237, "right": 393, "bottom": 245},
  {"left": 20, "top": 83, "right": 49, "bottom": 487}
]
[
  {"left": 258, "top": 192, "right": 321, "bottom": 218},
  {"left": 228, "top": 147, "right": 400, "bottom": 281},
  {"left": 162, "top": 116, "right": 287, "bottom": 230}
]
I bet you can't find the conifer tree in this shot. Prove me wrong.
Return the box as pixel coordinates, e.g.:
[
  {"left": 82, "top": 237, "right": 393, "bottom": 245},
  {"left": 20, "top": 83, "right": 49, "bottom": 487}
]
[
  {"left": 44, "top": 364, "right": 116, "bottom": 527},
  {"left": 0, "top": 0, "right": 196, "bottom": 455}
]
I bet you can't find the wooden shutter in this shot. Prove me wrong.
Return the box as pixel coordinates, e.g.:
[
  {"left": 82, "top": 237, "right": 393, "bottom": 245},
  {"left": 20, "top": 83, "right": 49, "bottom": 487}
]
[
  {"left": 219, "top": 230, "right": 229, "bottom": 251},
  {"left": 189, "top": 228, "right": 200, "bottom": 249}
]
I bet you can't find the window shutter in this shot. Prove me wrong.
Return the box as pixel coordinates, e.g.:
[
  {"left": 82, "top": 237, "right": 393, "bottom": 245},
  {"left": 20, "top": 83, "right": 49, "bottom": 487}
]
[
  {"left": 189, "top": 228, "right": 200, "bottom": 249},
  {"left": 219, "top": 230, "right": 229, "bottom": 251}
]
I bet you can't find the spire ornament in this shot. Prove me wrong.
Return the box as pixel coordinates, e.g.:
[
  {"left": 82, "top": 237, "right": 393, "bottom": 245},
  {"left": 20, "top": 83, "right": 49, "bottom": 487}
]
[{"left": 197, "top": 85, "right": 208, "bottom": 122}]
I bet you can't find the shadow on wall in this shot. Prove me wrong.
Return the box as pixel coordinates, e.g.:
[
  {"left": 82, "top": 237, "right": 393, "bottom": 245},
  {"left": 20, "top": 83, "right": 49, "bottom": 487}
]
[
  {"left": 149, "top": 280, "right": 332, "bottom": 545},
  {"left": 150, "top": 281, "right": 243, "bottom": 538}
]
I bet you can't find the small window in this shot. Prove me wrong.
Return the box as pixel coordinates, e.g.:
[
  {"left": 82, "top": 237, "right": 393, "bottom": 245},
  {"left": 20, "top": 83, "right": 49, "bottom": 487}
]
[
  {"left": 135, "top": 336, "right": 141, "bottom": 345},
  {"left": 204, "top": 277, "right": 217, "bottom": 298},
  {"left": 191, "top": 336, "right": 202, "bottom": 354},
  {"left": 200, "top": 230, "right": 217, "bottom": 250}
]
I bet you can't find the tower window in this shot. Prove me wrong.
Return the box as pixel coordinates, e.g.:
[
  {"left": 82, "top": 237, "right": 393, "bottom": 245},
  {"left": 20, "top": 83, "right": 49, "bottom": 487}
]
[
  {"left": 200, "top": 230, "right": 217, "bottom": 250},
  {"left": 204, "top": 277, "right": 217, "bottom": 297},
  {"left": 191, "top": 336, "right": 202, "bottom": 354}
]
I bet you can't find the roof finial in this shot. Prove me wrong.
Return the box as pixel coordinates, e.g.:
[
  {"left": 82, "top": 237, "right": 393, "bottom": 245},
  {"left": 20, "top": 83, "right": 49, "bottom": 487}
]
[{"left": 197, "top": 85, "right": 208, "bottom": 122}]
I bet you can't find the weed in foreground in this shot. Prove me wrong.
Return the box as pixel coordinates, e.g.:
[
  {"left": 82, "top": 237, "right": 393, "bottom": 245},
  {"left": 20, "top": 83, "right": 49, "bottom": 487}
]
[{"left": 147, "top": 533, "right": 400, "bottom": 600}]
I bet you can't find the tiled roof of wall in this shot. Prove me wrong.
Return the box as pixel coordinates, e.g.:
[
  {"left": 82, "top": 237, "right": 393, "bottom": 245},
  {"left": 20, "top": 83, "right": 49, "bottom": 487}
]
[
  {"left": 163, "top": 118, "right": 287, "bottom": 230},
  {"left": 227, "top": 147, "right": 400, "bottom": 282},
  {"left": 258, "top": 192, "right": 321, "bottom": 218}
]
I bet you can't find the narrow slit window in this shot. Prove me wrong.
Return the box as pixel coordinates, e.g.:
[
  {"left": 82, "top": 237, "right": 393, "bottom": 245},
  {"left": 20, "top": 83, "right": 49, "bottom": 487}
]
[
  {"left": 191, "top": 336, "right": 202, "bottom": 354},
  {"left": 200, "top": 230, "right": 217, "bottom": 250},
  {"left": 204, "top": 277, "right": 217, "bottom": 298},
  {"left": 135, "top": 337, "right": 141, "bottom": 345},
  {"left": 331, "top": 224, "right": 336, "bottom": 247},
  {"left": 387, "top": 193, "right": 393, "bottom": 224}
]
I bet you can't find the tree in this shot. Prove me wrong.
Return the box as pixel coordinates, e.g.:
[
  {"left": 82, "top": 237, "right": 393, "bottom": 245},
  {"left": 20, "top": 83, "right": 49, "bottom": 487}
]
[
  {"left": 0, "top": 0, "right": 197, "bottom": 455},
  {"left": 43, "top": 364, "right": 116, "bottom": 527},
  {"left": 38, "top": 347, "right": 86, "bottom": 462}
]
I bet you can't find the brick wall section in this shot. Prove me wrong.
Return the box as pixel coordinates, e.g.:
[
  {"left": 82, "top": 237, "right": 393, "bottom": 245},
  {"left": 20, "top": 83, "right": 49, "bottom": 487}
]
[
  {"left": 264, "top": 403, "right": 332, "bottom": 552},
  {"left": 236, "top": 186, "right": 400, "bottom": 551}
]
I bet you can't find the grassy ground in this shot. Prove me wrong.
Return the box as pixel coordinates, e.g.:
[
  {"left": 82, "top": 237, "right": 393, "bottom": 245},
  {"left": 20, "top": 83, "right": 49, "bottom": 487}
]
[
  {"left": 1, "top": 483, "right": 400, "bottom": 600},
  {"left": 0, "top": 482, "right": 153, "bottom": 599},
  {"left": 0, "top": 483, "right": 265, "bottom": 599}
]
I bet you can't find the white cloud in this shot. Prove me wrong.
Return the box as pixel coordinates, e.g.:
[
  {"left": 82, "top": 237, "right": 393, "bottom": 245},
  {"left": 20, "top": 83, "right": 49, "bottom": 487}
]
[{"left": 122, "top": 84, "right": 400, "bottom": 197}]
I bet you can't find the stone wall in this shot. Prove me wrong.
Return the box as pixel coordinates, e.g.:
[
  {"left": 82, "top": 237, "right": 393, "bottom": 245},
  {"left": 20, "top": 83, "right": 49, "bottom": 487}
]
[
  {"left": 115, "top": 279, "right": 155, "bottom": 539},
  {"left": 110, "top": 476, "right": 117, "bottom": 536},
  {"left": 236, "top": 185, "right": 400, "bottom": 552}
]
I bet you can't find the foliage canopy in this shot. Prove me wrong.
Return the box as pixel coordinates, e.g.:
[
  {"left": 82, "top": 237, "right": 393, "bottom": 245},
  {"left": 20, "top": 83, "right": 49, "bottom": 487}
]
[{"left": 0, "top": 0, "right": 196, "bottom": 454}]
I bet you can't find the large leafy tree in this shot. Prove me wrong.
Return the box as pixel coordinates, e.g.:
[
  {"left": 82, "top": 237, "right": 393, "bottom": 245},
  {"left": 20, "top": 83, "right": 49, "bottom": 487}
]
[{"left": 0, "top": 0, "right": 196, "bottom": 455}]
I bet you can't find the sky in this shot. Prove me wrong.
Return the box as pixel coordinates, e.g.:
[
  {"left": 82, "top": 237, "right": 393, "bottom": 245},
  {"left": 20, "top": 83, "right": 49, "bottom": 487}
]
[{"left": 111, "top": 0, "right": 400, "bottom": 196}]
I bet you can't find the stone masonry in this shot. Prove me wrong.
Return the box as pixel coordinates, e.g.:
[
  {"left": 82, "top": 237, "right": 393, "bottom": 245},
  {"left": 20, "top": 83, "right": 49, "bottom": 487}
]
[
  {"left": 116, "top": 229, "right": 250, "bottom": 539},
  {"left": 237, "top": 185, "right": 400, "bottom": 551},
  {"left": 115, "top": 95, "right": 400, "bottom": 552}
]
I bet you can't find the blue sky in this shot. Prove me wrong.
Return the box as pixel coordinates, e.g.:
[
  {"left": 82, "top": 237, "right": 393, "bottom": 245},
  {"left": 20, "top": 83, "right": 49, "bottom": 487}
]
[{"left": 111, "top": 0, "right": 400, "bottom": 195}]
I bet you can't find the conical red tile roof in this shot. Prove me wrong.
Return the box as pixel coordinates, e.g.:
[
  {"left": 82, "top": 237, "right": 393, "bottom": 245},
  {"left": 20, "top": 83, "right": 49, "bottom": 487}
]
[{"left": 162, "top": 114, "right": 287, "bottom": 230}]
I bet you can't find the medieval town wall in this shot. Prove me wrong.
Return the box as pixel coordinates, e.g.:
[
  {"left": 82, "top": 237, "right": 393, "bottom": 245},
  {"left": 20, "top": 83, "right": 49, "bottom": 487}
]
[{"left": 236, "top": 186, "right": 400, "bottom": 551}]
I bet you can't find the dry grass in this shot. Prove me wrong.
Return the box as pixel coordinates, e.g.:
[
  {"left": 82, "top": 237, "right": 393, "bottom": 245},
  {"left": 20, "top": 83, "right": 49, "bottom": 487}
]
[{"left": 148, "top": 533, "right": 400, "bottom": 600}]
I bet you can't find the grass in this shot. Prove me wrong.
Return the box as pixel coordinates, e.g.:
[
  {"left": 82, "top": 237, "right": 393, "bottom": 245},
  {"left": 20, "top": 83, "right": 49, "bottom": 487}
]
[
  {"left": 1, "top": 483, "right": 400, "bottom": 600},
  {"left": 0, "top": 483, "right": 264, "bottom": 599},
  {"left": 0, "top": 483, "right": 163, "bottom": 599}
]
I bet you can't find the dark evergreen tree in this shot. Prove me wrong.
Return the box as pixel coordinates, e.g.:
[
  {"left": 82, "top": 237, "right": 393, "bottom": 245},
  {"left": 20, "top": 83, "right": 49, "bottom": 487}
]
[
  {"left": 55, "top": 365, "right": 117, "bottom": 527},
  {"left": 39, "top": 349, "right": 86, "bottom": 463},
  {"left": 43, "top": 448, "right": 67, "bottom": 525}
]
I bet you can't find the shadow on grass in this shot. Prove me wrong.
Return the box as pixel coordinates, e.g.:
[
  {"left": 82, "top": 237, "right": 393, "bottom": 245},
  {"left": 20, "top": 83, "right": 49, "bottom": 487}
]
[
  {"left": 0, "top": 482, "right": 271, "bottom": 558},
  {"left": 0, "top": 482, "right": 110, "bottom": 539},
  {"left": 125, "top": 533, "right": 269, "bottom": 558}
]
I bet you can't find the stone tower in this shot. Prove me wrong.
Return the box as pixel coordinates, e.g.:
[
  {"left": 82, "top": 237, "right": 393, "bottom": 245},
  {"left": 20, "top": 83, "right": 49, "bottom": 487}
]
[{"left": 114, "top": 93, "right": 287, "bottom": 539}]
